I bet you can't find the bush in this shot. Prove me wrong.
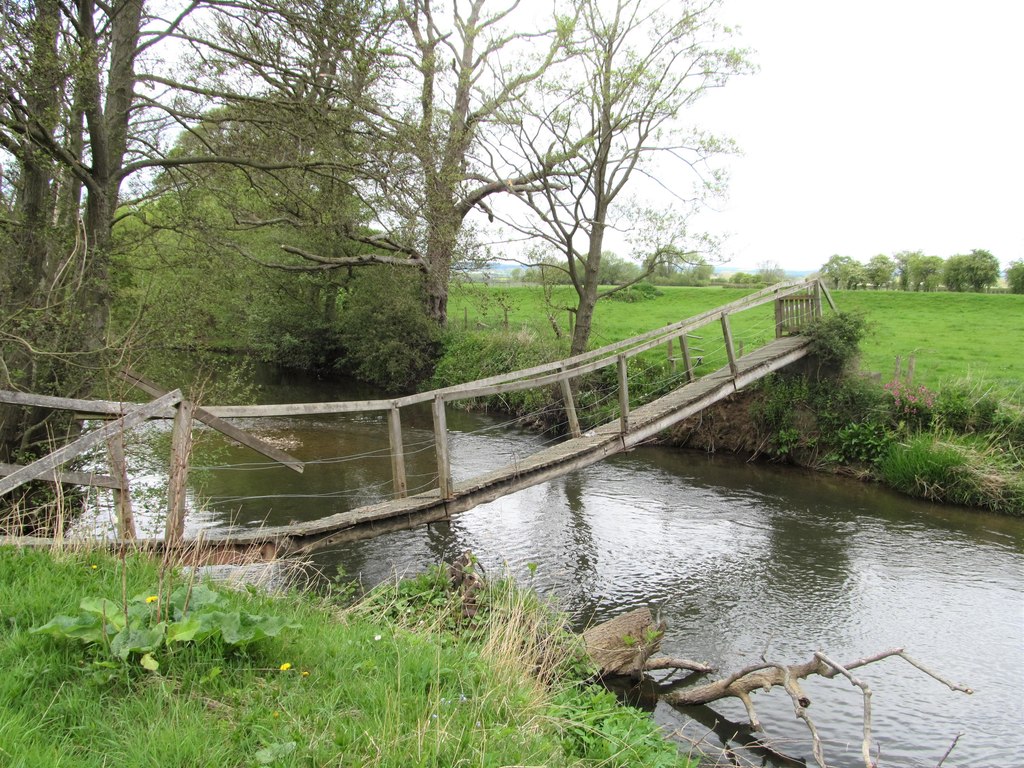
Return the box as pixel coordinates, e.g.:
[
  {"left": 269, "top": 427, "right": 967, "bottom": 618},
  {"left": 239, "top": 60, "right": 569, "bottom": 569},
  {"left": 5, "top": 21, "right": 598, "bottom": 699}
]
[
  {"left": 607, "top": 282, "right": 662, "bottom": 302},
  {"left": 803, "top": 311, "right": 869, "bottom": 370},
  {"left": 338, "top": 267, "right": 441, "bottom": 392}
]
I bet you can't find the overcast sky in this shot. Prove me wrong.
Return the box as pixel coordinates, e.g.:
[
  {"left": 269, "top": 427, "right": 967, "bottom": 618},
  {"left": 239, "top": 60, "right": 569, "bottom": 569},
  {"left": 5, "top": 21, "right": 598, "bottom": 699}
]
[{"left": 686, "top": 0, "right": 1024, "bottom": 273}]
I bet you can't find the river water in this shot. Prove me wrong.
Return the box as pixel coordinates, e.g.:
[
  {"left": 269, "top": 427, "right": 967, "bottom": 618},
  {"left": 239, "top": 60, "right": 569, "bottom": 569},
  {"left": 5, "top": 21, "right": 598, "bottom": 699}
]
[{"left": 77, "top": 368, "right": 1024, "bottom": 767}]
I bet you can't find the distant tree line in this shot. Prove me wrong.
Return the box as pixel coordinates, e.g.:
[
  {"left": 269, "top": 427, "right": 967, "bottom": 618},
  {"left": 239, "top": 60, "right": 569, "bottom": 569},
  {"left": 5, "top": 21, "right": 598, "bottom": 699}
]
[{"left": 818, "top": 250, "right": 1017, "bottom": 293}]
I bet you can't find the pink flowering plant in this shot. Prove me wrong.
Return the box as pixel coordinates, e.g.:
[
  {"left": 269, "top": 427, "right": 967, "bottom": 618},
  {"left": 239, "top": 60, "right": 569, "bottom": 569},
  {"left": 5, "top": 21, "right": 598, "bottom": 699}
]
[{"left": 884, "top": 380, "right": 936, "bottom": 429}]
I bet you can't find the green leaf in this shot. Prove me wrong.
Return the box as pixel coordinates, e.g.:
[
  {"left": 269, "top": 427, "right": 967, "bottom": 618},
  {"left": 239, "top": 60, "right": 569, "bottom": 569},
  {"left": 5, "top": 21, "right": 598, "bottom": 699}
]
[
  {"left": 31, "top": 614, "right": 105, "bottom": 644},
  {"left": 139, "top": 652, "right": 160, "bottom": 672},
  {"left": 79, "top": 598, "right": 126, "bottom": 631},
  {"left": 170, "top": 583, "right": 222, "bottom": 616},
  {"left": 110, "top": 623, "right": 166, "bottom": 659},
  {"left": 254, "top": 742, "right": 296, "bottom": 764},
  {"left": 166, "top": 616, "right": 202, "bottom": 644}
]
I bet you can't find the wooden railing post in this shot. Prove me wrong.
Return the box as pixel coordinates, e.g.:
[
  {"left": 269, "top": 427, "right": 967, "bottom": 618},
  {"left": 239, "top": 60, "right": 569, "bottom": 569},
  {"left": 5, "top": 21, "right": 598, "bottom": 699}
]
[
  {"left": 106, "top": 431, "right": 136, "bottom": 540},
  {"left": 558, "top": 365, "right": 582, "bottom": 438},
  {"left": 774, "top": 296, "right": 784, "bottom": 337},
  {"left": 666, "top": 337, "right": 676, "bottom": 376},
  {"left": 813, "top": 280, "right": 823, "bottom": 318},
  {"left": 721, "top": 314, "right": 739, "bottom": 377},
  {"left": 387, "top": 404, "right": 408, "bottom": 498},
  {"left": 166, "top": 400, "right": 195, "bottom": 546},
  {"left": 680, "top": 335, "right": 694, "bottom": 382},
  {"left": 617, "top": 353, "right": 630, "bottom": 434},
  {"left": 432, "top": 395, "right": 453, "bottom": 500}
]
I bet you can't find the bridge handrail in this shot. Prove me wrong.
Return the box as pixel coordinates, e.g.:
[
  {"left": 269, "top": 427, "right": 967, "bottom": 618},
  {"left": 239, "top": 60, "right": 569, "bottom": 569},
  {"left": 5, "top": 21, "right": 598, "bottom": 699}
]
[
  {"left": 0, "top": 278, "right": 826, "bottom": 420},
  {"left": 205, "top": 277, "right": 826, "bottom": 416}
]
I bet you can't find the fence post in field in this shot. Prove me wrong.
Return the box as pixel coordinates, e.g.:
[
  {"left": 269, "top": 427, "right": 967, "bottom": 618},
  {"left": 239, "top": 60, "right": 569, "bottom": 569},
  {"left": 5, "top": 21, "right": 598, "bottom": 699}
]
[
  {"left": 617, "top": 354, "right": 630, "bottom": 434},
  {"left": 106, "top": 431, "right": 136, "bottom": 539},
  {"left": 680, "top": 335, "right": 695, "bottom": 382},
  {"left": 166, "top": 400, "right": 196, "bottom": 546},
  {"left": 894, "top": 355, "right": 902, "bottom": 381},
  {"left": 907, "top": 355, "right": 916, "bottom": 384},
  {"left": 667, "top": 337, "right": 676, "bottom": 376},
  {"left": 721, "top": 314, "right": 739, "bottom": 377},
  {"left": 558, "top": 365, "right": 582, "bottom": 438},
  {"left": 432, "top": 395, "right": 453, "bottom": 500},
  {"left": 774, "top": 296, "right": 784, "bottom": 338},
  {"left": 387, "top": 405, "right": 408, "bottom": 498}
]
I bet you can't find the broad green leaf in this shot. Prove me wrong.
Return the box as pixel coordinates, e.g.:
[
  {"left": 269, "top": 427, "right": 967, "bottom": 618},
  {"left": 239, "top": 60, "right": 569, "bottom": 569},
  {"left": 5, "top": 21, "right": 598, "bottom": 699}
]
[
  {"left": 139, "top": 652, "right": 160, "bottom": 671},
  {"left": 254, "top": 742, "right": 296, "bottom": 764},
  {"left": 166, "top": 616, "right": 202, "bottom": 644},
  {"left": 110, "top": 624, "right": 166, "bottom": 660},
  {"left": 170, "top": 583, "right": 222, "bottom": 615},
  {"left": 79, "top": 598, "right": 126, "bottom": 631},
  {"left": 31, "top": 614, "right": 105, "bottom": 644}
]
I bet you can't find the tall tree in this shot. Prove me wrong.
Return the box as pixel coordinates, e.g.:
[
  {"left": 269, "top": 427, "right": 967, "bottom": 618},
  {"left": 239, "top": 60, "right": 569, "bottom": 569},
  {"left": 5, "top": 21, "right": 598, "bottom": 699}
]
[
  {"left": 865, "top": 254, "right": 895, "bottom": 289},
  {"left": 944, "top": 249, "right": 1000, "bottom": 292},
  {"left": 500, "top": 0, "right": 748, "bottom": 355},
  {"left": 271, "top": 0, "right": 575, "bottom": 325},
  {"left": 1007, "top": 260, "right": 1024, "bottom": 294},
  {"left": 0, "top": 0, "right": 389, "bottom": 461}
]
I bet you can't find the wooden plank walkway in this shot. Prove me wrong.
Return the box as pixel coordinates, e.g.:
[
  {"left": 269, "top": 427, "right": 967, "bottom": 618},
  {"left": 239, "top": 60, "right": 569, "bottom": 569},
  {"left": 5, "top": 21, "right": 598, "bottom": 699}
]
[{"left": 199, "top": 334, "right": 814, "bottom": 557}]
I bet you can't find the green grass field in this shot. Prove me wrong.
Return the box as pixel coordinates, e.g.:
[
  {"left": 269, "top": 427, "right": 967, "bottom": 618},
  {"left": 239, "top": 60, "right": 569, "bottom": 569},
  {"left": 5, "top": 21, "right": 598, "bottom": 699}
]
[{"left": 449, "top": 284, "right": 1024, "bottom": 398}]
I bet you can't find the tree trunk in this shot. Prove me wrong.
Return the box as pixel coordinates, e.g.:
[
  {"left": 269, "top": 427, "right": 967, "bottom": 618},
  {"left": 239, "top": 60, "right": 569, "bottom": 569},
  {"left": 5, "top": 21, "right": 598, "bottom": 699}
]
[{"left": 583, "top": 607, "right": 665, "bottom": 679}]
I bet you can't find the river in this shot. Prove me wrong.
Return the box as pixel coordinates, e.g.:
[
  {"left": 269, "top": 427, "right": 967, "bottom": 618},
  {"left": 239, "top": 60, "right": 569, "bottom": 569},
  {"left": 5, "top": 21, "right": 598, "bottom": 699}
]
[{"left": 76, "top": 366, "right": 1024, "bottom": 767}]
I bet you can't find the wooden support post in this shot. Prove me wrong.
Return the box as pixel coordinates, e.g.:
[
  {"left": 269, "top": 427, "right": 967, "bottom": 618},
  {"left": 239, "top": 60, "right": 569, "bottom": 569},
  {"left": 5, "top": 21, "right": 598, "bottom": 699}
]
[
  {"left": 680, "top": 335, "right": 694, "bottom": 382},
  {"left": 738, "top": 340, "right": 745, "bottom": 358},
  {"left": 166, "top": 400, "right": 195, "bottom": 546},
  {"left": 894, "top": 355, "right": 902, "bottom": 381},
  {"left": 813, "top": 280, "right": 823, "bottom": 318},
  {"left": 106, "top": 432, "right": 136, "bottom": 540},
  {"left": 432, "top": 395, "right": 453, "bottom": 500},
  {"left": 721, "top": 314, "right": 739, "bottom": 377},
  {"left": 617, "top": 354, "right": 630, "bottom": 435},
  {"left": 774, "top": 297, "right": 784, "bottom": 338},
  {"left": 666, "top": 338, "right": 676, "bottom": 376},
  {"left": 387, "top": 405, "right": 408, "bottom": 499},
  {"left": 558, "top": 366, "right": 582, "bottom": 438},
  {"left": 907, "top": 354, "right": 916, "bottom": 384}
]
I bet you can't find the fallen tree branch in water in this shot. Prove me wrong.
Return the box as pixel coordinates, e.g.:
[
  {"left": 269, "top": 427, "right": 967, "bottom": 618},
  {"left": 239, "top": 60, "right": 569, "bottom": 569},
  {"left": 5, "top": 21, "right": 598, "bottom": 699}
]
[{"left": 663, "top": 646, "right": 973, "bottom": 768}]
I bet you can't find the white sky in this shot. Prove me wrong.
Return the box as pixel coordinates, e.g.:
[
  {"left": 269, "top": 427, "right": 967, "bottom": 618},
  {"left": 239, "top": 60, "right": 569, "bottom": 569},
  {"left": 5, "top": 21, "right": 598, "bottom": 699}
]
[{"left": 685, "top": 0, "right": 1024, "bottom": 273}]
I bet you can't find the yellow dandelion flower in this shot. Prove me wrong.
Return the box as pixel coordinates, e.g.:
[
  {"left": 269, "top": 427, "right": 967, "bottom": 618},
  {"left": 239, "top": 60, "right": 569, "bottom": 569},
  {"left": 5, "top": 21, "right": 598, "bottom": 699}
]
[
  {"left": 90, "top": 565, "right": 98, "bottom": 570},
  {"left": 273, "top": 711, "right": 280, "bottom": 719},
  {"left": 146, "top": 595, "right": 158, "bottom": 604},
  {"left": 301, "top": 671, "right": 309, "bottom": 677},
  {"left": 279, "top": 662, "right": 292, "bottom": 671}
]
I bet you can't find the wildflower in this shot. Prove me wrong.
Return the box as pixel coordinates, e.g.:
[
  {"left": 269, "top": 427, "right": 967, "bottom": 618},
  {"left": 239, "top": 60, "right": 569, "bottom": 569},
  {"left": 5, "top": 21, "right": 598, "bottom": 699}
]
[
  {"left": 279, "top": 662, "right": 292, "bottom": 671},
  {"left": 301, "top": 671, "right": 310, "bottom": 678},
  {"left": 146, "top": 595, "right": 158, "bottom": 604},
  {"left": 273, "top": 711, "right": 280, "bottom": 719},
  {"left": 90, "top": 565, "right": 98, "bottom": 570},
  {"left": 373, "top": 634, "right": 382, "bottom": 641}
]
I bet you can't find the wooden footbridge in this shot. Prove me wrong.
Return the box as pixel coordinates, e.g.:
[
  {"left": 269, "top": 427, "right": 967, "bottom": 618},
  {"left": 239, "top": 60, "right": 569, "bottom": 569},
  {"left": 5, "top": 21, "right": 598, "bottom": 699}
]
[{"left": 1, "top": 278, "right": 835, "bottom": 560}]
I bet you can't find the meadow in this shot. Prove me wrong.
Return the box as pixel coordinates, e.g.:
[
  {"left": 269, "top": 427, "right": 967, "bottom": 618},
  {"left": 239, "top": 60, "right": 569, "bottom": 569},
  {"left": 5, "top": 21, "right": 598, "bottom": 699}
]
[{"left": 448, "top": 283, "right": 1024, "bottom": 399}]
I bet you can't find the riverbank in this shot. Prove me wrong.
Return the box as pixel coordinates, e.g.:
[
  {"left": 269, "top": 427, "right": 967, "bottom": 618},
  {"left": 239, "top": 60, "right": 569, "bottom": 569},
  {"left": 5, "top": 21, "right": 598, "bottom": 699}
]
[{"left": 0, "top": 546, "right": 695, "bottom": 767}]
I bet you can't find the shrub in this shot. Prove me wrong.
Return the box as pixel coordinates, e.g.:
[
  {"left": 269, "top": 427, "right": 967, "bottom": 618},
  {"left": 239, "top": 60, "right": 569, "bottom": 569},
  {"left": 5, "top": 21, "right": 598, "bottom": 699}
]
[
  {"left": 803, "top": 311, "right": 869, "bottom": 370},
  {"left": 607, "top": 282, "right": 662, "bottom": 302},
  {"left": 833, "top": 421, "right": 895, "bottom": 466},
  {"left": 338, "top": 267, "right": 441, "bottom": 391}
]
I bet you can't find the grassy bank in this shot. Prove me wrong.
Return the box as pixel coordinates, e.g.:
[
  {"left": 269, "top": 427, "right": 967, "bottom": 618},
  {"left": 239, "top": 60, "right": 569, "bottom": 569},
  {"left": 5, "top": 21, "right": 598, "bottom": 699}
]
[{"left": 0, "top": 547, "right": 694, "bottom": 768}]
